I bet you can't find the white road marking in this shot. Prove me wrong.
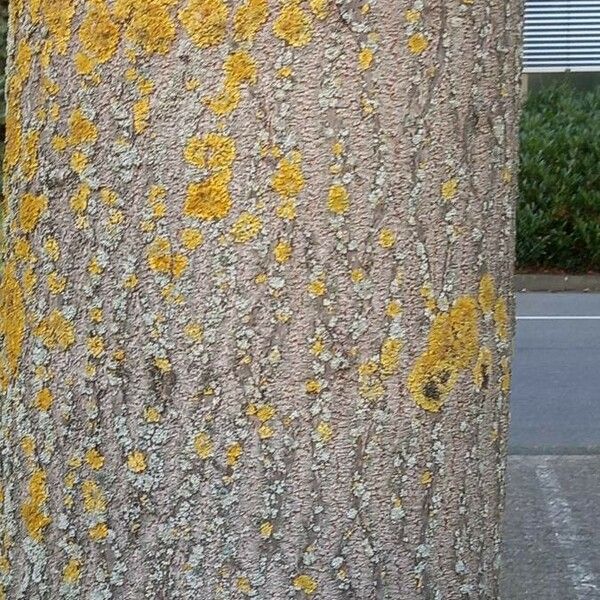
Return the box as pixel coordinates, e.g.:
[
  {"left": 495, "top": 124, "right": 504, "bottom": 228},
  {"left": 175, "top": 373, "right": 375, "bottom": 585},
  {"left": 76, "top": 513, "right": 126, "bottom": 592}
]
[
  {"left": 535, "top": 457, "right": 600, "bottom": 599},
  {"left": 517, "top": 316, "right": 600, "bottom": 320}
]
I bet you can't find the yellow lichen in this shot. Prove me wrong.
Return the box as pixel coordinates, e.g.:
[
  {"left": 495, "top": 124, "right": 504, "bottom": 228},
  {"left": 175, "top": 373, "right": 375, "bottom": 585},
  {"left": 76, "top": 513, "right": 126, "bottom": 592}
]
[
  {"left": 408, "top": 296, "right": 480, "bottom": 412},
  {"left": 69, "top": 108, "right": 99, "bottom": 146},
  {"left": 358, "top": 47, "right": 374, "bottom": 70},
  {"left": 494, "top": 297, "right": 509, "bottom": 341},
  {"left": 316, "top": 421, "right": 333, "bottom": 442},
  {"left": 327, "top": 184, "right": 349, "bottom": 215},
  {"left": 274, "top": 240, "right": 292, "bottom": 263},
  {"left": 34, "top": 309, "right": 76, "bottom": 351},
  {"left": 184, "top": 133, "right": 236, "bottom": 170},
  {"left": 378, "top": 228, "right": 396, "bottom": 249},
  {"left": 114, "top": 0, "right": 177, "bottom": 55},
  {"left": 293, "top": 574, "right": 318, "bottom": 595},
  {"left": 89, "top": 522, "right": 108, "bottom": 540},
  {"left": 179, "top": 0, "right": 228, "bottom": 48},
  {"left": 305, "top": 379, "right": 322, "bottom": 394},
  {"left": 133, "top": 97, "right": 151, "bottom": 134},
  {"left": 441, "top": 177, "right": 459, "bottom": 201},
  {"left": 408, "top": 32, "right": 428, "bottom": 55},
  {"left": 70, "top": 184, "right": 91, "bottom": 215},
  {"left": 194, "top": 432, "right": 214, "bottom": 459},
  {"left": 127, "top": 451, "right": 147, "bottom": 473},
  {"left": 147, "top": 237, "right": 189, "bottom": 278},
  {"left": 79, "top": 0, "right": 120, "bottom": 66},
  {"left": 309, "top": 0, "right": 328, "bottom": 19},
  {"left": 234, "top": 0, "right": 269, "bottom": 41},
  {"left": 181, "top": 228, "right": 204, "bottom": 250},
  {"left": 184, "top": 172, "right": 233, "bottom": 221},
  {"left": 473, "top": 346, "right": 492, "bottom": 391},
  {"left": 478, "top": 273, "right": 496, "bottom": 315},
  {"left": 232, "top": 212, "right": 263, "bottom": 243},
  {"left": 380, "top": 337, "right": 402, "bottom": 376},
  {"left": 273, "top": 2, "right": 312, "bottom": 47},
  {"left": 63, "top": 558, "right": 82, "bottom": 584},
  {"left": 82, "top": 480, "right": 107, "bottom": 513},
  {"left": 21, "top": 469, "right": 52, "bottom": 542},
  {"left": 19, "top": 193, "right": 48, "bottom": 233},
  {"left": 272, "top": 153, "right": 305, "bottom": 198},
  {"left": 386, "top": 300, "right": 402, "bottom": 319},
  {"left": 47, "top": 272, "right": 67, "bottom": 295},
  {"left": 20, "top": 130, "right": 40, "bottom": 181},
  {"left": 259, "top": 521, "right": 273, "bottom": 539},
  {"left": 85, "top": 448, "right": 105, "bottom": 470},
  {"left": 35, "top": 388, "right": 53, "bottom": 411},
  {"left": 308, "top": 279, "right": 326, "bottom": 297},
  {"left": 41, "top": 0, "right": 76, "bottom": 54},
  {"left": 226, "top": 442, "right": 243, "bottom": 467},
  {"left": 237, "top": 577, "right": 253, "bottom": 594},
  {"left": 87, "top": 335, "right": 105, "bottom": 358}
]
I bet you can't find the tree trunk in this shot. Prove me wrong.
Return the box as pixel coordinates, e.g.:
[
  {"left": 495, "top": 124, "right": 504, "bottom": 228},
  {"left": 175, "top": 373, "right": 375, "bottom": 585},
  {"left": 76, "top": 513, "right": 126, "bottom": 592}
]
[{"left": 0, "top": 1, "right": 521, "bottom": 598}]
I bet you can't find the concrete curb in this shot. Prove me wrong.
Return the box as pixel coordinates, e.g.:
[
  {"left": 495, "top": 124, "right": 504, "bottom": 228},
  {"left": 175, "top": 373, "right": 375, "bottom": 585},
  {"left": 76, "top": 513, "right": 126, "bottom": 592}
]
[{"left": 515, "top": 273, "right": 600, "bottom": 293}]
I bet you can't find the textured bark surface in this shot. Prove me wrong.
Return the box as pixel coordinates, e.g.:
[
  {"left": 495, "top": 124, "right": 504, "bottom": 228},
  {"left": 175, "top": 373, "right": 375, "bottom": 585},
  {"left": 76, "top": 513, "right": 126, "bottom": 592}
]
[{"left": 0, "top": 0, "right": 521, "bottom": 598}]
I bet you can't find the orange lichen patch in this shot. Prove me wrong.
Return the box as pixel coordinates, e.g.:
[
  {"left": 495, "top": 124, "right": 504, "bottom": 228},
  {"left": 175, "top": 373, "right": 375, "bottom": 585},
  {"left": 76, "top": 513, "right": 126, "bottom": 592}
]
[
  {"left": 21, "top": 435, "right": 36, "bottom": 457},
  {"left": 184, "top": 171, "right": 233, "bottom": 221},
  {"left": 226, "top": 442, "right": 243, "bottom": 467},
  {"left": 82, "top": 480, "right": 107, "bottom": 513},
  {"left": 494, "top": 297, "right": 509, "bottom": 341},
  {"left": 36, "top": 388, "right": 53, "bottom": 411},
  {"left": 179, "top": 0, "right": 228, "bottom": 48},
  {"left": 4, "top": 110, "right": 23, "bottom": 175},
  {"left": 0, "top": 262, "right": 26, "bottom": 386},
  {"left": 21, "top": 469, "right": 52, "bottom": 542},
  {"left": 275, "top": 199, "right": 297, "bottom": 220},
  {"left": 478, "top": 274, "right": 496, "bottom": 315},
  {"left": 405, "top": 8, "right": 421, "bottom": 23},
  {"left": 20, "top": 130, "right": 40, "bottom": 181},
  {"left": 194, "top": 432, "right": 214, "bottom": 459},
  {"left": 144, "top": 406, "right": 161, "bottom": 423},
  {"left": 231, "top": 212, "right": 263, "bottom": 243},
  {"left": 206, "top": 52, "right": 258, "bottom": 116},
  {"left": 147, "top": 237, "right": 189, "bottom": 278},
  {"left": 184, "top": 133, "right": 236, "bottom": 170},
  {"left": 89, "top": 522, "right": 108, "bottom": 540},
  {"left": 68, "top": 108, "right": 99, "bottom": 146},
  {"left": 85, "top": 448, "right": 105, "bottom": 470},
  {"left": 34, "top": 309, "right": 76, "bottom": 351},
  {"left": 408, "top": 32, "right": 428, "bottom": 55},
  {"left": 234, "top": 0, "right": 269, "bottom": 41},
  {"left": 327, "top": 184, "right": 349, "bottom": 215},
  {"left": 18, "top": 193, "right": 48, "bottom": 233},
  {"left": 184, "top": 321, "right": 203, "bottom": 342},
  {"left": 473, "top": 346, "right": 492, "bottom": 391},
  {"left": 79, "top": 0, "right": 120, "bottom": 67},
  {"left": 63, "top": 558, "right": 82, "bottom": 583},
  {"left": 408, "top": 296, "right": 480, "bottom": 412},
  {"left": 309, "top": 0, "right": 328, "bottom": 19},
  {"left": 441, "top": 177, "right": 459, "bottom": 201},
  {"left": 70, "top": 151, "right": 89, "bottom": 174},
  {"left": 133, "top": 98, "right": 151, "bottom": 134},
  {"left": 380, "top": 337, "right": 403, "bottom": 376},
  {"left": 114, "top": 0, "right": 177, "bottom": 55},
  {"left": 293, "top": 574, "right": 318, "bottom": 595},
  {"left": 272, "top": 153, "right": 305, "bottom": 198},
  {"left": 41, "top": 0, "right": 76, "bottom": 54},
  {"left": 420, "top": 470, "right": 433, "bottom": 486},
  {"left": 127, "top": 451, "right": 147, "bottom": 473},
  {"left": 273, "top": 1, "right": 312, "bottom": 47}
]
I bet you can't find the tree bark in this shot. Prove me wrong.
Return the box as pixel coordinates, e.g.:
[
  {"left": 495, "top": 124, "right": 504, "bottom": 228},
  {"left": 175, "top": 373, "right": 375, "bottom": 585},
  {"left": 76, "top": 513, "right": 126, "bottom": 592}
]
[{"left": 0, "top": 0, "right": 521, "bottom": 598}]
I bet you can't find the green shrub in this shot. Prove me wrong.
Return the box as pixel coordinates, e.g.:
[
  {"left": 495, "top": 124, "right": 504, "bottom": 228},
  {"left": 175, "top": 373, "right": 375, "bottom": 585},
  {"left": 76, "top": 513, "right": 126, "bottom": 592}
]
[{"left": 518, "top": 84, "right": 600, "bottom": 272}]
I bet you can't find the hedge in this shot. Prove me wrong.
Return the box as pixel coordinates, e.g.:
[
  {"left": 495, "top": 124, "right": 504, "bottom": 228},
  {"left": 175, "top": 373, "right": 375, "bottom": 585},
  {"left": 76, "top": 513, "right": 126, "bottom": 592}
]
[{"left": 518, "top": 84, "right": 600, "bottom": 272}]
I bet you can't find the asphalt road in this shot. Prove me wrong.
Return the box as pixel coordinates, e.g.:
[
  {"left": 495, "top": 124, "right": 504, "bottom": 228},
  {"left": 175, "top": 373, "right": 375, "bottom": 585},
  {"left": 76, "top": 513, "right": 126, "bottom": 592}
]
[{"left": 501, "top": 293, "right": 600, "bottom": 600}]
